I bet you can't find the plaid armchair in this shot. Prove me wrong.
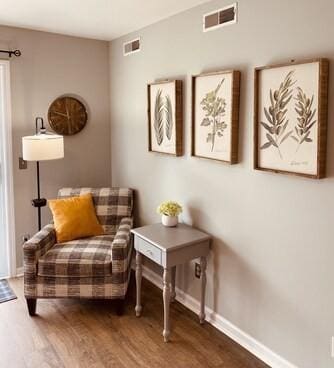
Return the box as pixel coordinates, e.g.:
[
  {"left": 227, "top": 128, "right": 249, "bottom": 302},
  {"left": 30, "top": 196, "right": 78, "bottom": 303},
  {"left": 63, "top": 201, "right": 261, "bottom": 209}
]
[{"left": 23, "top": 188, "right": 134, "bottom": 316}]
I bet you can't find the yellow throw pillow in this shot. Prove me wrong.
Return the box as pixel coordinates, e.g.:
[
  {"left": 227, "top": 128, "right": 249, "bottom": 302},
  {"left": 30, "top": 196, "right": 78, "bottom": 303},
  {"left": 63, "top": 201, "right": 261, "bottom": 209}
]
[{"left": 48, "top": 193, "right": 104, "bottom": 243}]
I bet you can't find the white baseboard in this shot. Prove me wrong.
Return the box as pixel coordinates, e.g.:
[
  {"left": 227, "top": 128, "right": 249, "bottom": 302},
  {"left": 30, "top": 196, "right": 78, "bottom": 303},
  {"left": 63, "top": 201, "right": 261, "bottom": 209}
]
[
  {"left": 1, "top": 267, "right": 23, "bottom": 279},
  {"left": 141, "top": 265, "right": 298, "bottom": 368}
]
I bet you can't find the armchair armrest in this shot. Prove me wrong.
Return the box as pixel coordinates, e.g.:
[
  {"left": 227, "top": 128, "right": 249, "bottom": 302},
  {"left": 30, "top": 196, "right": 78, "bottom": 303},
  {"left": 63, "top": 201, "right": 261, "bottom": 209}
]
[
  {"left": 23, "top": 224, "right": 56, "bottom": 260},
  {"left": 111, "top": 217, "right": 133, "bottom": 274},
  {"left": 23, "top": 224, "right": 56, "bottom": 298}
]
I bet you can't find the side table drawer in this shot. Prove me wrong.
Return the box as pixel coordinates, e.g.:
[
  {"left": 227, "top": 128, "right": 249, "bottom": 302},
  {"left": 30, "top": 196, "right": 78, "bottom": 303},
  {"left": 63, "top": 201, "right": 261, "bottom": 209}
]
[{"left": 136, "top": 237, "right": 161, "bottom": 264}]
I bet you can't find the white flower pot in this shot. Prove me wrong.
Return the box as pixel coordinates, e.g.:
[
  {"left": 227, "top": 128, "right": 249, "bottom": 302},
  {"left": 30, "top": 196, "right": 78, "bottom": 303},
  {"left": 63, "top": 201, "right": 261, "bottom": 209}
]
[{"left": 161, "top": 215, "right": 178, "bottom": 227}]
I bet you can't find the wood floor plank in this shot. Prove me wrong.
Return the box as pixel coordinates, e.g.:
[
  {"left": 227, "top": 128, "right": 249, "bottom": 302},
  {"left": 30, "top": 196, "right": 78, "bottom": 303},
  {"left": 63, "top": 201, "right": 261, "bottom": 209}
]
[
  {"left": 0, "top": 275, "right": 269, "bottom": 368},
  {"left": 24, "top": 346, "right": 64, "bottom": 368}
]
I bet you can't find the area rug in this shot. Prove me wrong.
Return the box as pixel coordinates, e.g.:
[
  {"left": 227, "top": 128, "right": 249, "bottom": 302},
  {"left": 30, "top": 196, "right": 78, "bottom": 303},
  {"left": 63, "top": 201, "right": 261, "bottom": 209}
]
[{"left": 0, "top": 279, "right": 17, "bottom": 303}]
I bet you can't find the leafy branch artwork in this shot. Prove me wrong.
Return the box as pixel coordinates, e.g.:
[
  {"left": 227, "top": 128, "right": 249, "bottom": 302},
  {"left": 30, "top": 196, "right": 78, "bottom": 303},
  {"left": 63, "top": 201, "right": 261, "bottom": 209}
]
[
  {"left": 260, "top": 71, "right": 295, "bottom": 158},
  {"left": 165, "top": 95, "right": 173, "bottom": 140},
  {"left": 154, "top": 89, "right": 164, "bottom": 145},
  {"left": 200, "top": 79, "right": 227, "bottom": 152},
  {"left": 291, "top": 87, "right": 316, "bottom": 152},
  {"left": 153, "top": 89, "right": 174, "bottom": 145}
]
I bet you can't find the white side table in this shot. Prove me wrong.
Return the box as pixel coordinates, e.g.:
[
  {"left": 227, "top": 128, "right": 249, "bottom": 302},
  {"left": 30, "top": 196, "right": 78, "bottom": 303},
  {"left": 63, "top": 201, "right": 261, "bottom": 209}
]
[{"left": 131, "top": 223, "right": 211, "bottom": 342}]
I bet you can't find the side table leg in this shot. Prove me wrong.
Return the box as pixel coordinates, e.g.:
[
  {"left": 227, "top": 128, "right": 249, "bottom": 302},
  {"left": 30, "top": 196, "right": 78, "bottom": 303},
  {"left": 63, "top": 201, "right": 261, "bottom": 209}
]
[
  {"left": 170, "top": 266, "right": 176, "bottom": 302},
  {"left": 135, "top": 251, "right": 142, "bottom": 317},
  {"left": 163, "top": 268, "right": 171, "bottom": 342},
  {"left": 199, "top": 256, "right": 207, "bottom": 324}
]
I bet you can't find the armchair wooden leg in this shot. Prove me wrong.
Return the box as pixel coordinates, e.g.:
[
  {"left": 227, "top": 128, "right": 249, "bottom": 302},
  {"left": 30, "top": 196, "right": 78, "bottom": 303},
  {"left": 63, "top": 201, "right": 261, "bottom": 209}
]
[
  {"left": 26, "top": 298, "right": 37, "bottom": 316},
  {"left": 115, "top": 299, "right": 125, "bottom": 316}
]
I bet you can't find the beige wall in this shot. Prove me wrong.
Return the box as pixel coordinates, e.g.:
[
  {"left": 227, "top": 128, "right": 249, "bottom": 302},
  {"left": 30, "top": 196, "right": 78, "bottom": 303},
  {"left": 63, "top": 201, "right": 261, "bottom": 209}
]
[
  {"left": 0, "top": 26, "right": 111, "bottom": 268},
  {"left": 109, "top": 0, "right": 334, "bottom": 367}
]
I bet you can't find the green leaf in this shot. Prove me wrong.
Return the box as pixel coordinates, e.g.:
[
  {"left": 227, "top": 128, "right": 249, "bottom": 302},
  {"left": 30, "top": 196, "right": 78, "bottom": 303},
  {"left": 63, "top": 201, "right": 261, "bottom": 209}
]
[
  {"left": 266, "top": 133, "right": 278, "bottom": 147},
  {"left": 260, "top": 121, "right": 272, "bottom": 132},
  {"left": 305, "top": 120, "right": 316, "bottom": 133},
  {"left": 216, "top": 122, "right": 227, "bottom": 130},
  {"left": 154, "top": 89, "right": 164, "bottom": 145},
  {"left": 270, "top": 89, "right": 274, "bottom": 105},
  {"left": 201, "top": 118, "right": 211, "bottom": 126},
  {"left": 307, "top": 109, "right": 316, "bottom": 124},
  {"left": 260, "top": 141, "right": 272, "bottom": 149},
  {"left": 290, "top": 135, "right": 299, "bottom": 142},
  {"left": 280, "top": 130, "right": 293, "bottom": 144},
  {"left": 278, "top": 121, "right": 288, "bottom": 137},
  {"left": 280, "top": 94, "right": 292, "bottom": 109},
  {"left": 165, "top": 95, "right": 173, "bottom": 140},
  {"left": 264, "top": 108, "right": 273, "bottom": 125},
  {"left": 300, "top": 130, "right": 311, "bottom": 145},
  {"left": 214, "top": 79, "right": 224, "bottom": 95}
]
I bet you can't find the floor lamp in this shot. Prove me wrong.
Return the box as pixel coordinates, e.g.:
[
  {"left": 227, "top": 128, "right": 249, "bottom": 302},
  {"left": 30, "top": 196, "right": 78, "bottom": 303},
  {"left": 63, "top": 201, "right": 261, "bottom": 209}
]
[{"left": 22, "top": 117, "right": 64, "bottom": 231}]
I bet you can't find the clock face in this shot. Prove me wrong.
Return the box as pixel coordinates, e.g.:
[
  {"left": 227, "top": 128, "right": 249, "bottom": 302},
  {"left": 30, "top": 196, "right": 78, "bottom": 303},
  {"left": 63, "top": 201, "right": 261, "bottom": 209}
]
[{"left": 48, "top": 96, "right": 87, "bottom": 135}]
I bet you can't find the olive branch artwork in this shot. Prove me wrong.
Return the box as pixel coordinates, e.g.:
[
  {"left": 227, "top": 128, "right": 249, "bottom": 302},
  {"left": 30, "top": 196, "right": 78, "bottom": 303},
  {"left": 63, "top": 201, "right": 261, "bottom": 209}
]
[
  {"left": 153, "top": 89, "right": 174, "bottom": 146},
  {"left": 290, "top": 87, "right": 316, "bottom": 152},
  {"left": 260, "top": 71, "right": 296, "bottom": 159},
  {"left": 260, "top": 70, "right": 318, "bottom": 159},
  {"left": 200, "top": 79, "right": 227, "bottom": 152}
]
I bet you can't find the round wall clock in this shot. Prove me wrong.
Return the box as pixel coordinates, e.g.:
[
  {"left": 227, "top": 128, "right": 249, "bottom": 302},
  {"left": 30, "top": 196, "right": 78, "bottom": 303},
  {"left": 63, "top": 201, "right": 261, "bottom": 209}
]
[{"left": 48, "top": 96, "right": 88, "bottom": 135}]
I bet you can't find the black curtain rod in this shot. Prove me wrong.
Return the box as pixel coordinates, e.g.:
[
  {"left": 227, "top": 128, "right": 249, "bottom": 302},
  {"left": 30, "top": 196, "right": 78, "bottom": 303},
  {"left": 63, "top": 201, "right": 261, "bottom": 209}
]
[{"left": 0, "top": 49, "right": 21, "bottom": 57}]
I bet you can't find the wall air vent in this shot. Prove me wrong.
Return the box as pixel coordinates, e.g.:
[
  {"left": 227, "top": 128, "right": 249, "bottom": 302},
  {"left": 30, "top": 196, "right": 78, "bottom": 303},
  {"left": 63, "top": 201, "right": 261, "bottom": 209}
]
[
  {"left": 123, "top": 38, "right": 140, "bottom": 56},
  {"left": 203, "top": 3, "right": 237, "bottom": 32}
]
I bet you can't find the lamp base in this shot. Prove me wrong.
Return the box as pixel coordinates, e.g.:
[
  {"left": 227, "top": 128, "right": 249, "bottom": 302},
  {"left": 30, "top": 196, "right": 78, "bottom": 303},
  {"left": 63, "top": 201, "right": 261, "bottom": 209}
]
[{"left": 31, "top": 198, "right": 47, "bottom": 208}]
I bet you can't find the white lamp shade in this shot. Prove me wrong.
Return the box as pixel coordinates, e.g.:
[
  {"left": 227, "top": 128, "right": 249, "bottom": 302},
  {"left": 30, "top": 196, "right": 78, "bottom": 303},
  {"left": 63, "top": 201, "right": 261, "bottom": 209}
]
[{"left": 22, "top": 134, "right": 64, "bottom": 161}]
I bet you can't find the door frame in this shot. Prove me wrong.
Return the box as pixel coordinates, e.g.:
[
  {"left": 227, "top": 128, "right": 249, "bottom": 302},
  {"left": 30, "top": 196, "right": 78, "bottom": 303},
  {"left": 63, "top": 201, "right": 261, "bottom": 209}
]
[{"left": 0, "top": 59, "right": 16, "bottom": 277}]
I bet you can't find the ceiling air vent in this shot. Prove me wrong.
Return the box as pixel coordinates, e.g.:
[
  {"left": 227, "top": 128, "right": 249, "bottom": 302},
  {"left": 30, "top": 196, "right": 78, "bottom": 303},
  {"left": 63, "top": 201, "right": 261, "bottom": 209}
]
[
  {"left": 123, "top": 38, "right": 140, "bottom": 56},
  {"left": 203, "top": 3, "right": 237, "bottom": 32}
]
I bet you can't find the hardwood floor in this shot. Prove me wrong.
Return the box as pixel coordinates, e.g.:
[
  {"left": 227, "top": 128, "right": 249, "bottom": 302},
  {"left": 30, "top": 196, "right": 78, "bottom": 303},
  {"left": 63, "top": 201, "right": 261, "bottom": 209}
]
[{"left": 0, "top": 275, "right": 269, "bottom": 368}]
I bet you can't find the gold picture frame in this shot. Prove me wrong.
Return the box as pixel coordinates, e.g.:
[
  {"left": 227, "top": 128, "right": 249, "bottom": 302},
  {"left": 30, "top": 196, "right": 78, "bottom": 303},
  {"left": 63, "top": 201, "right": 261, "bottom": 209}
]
[
  {"left": 254, "top": 58, "right": 329, "bottom": 179},
  {"left": 191, "top": 70, "right": 240, "bottom": 164}
]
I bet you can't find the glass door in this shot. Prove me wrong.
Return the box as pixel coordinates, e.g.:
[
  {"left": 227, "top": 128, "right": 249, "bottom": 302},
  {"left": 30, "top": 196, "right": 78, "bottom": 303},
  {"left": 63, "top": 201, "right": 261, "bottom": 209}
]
[
  {"left": 0, "top": 60, "right": 14, "bottom": 278},
  {"left": 0, "top": 62, "right": 8, "bottom": 277},
  {"left": 0, "top": 154, "right": 7, "bottom": 278}
]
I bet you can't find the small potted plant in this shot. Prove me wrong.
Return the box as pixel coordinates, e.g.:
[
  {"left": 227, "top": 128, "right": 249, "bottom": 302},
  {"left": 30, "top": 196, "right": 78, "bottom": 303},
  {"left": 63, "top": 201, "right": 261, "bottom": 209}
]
[{"left": 157, "top": 201, "right": 183, "bottom": 227}]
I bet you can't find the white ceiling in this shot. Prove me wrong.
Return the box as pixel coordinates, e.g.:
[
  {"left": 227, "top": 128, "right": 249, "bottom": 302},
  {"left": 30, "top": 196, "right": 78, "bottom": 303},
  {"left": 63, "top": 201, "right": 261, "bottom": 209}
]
[{"left": 0, "top": 0, "right": 210, "bottom": 41}]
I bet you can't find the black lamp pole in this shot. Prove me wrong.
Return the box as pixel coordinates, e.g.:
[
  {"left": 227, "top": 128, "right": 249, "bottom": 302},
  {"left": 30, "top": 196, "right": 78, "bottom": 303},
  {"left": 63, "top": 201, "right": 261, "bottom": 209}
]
[
  {"left": 31, "top": 117, "right": 47, "bottom": 231},
  {"left": 33, "top": 161, "right": 46, "bottom": 231}
]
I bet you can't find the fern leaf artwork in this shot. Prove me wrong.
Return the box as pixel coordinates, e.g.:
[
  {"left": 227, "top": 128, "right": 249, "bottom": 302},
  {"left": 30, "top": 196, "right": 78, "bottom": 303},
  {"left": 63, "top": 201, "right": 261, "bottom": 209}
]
[
  {"left": 165, "top": 95, "right": 173, "bottom": 140},
  {"left": 200, "top": 78, "right": 227, "bottom": 152},
  {"left": 154, "top": 89, "right": 164, "bottom": 145},
  {"left": 291, "top": 87, "right": 317, "bottom": 152},
  {"left": 260, "top": 70, "right": 296, "bottom": 159}
]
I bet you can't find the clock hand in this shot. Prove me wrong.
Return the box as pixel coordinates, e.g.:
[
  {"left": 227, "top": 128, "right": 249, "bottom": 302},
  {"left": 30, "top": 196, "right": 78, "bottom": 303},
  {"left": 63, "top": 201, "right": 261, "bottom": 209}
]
[
  {"left": 53, "top": 110, "right": 68, "bottom": 118},
  {"left": 65, "top": 103, "right": 70, "bottom": 119}
]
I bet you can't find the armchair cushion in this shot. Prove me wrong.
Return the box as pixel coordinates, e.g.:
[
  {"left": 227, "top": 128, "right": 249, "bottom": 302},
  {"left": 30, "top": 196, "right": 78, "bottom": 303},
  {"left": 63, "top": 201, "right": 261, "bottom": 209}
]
[
  {"left": 48, "top": 193, "right": 104, "bottom": 243},
  {"left": 37, "top": 235, "right": 114, "bottom": 278}
]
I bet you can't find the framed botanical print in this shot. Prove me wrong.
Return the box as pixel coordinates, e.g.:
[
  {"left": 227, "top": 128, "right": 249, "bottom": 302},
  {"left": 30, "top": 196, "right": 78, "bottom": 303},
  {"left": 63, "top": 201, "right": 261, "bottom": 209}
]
[
  {"left": 254, "top": 59, "right": 329, "bottom": 179},
  {"left": 191, "top": 70, "right": 240, "bottom": 164},
  {"left": 147, "top": 80, "right": 183, "bottom": 156}
]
